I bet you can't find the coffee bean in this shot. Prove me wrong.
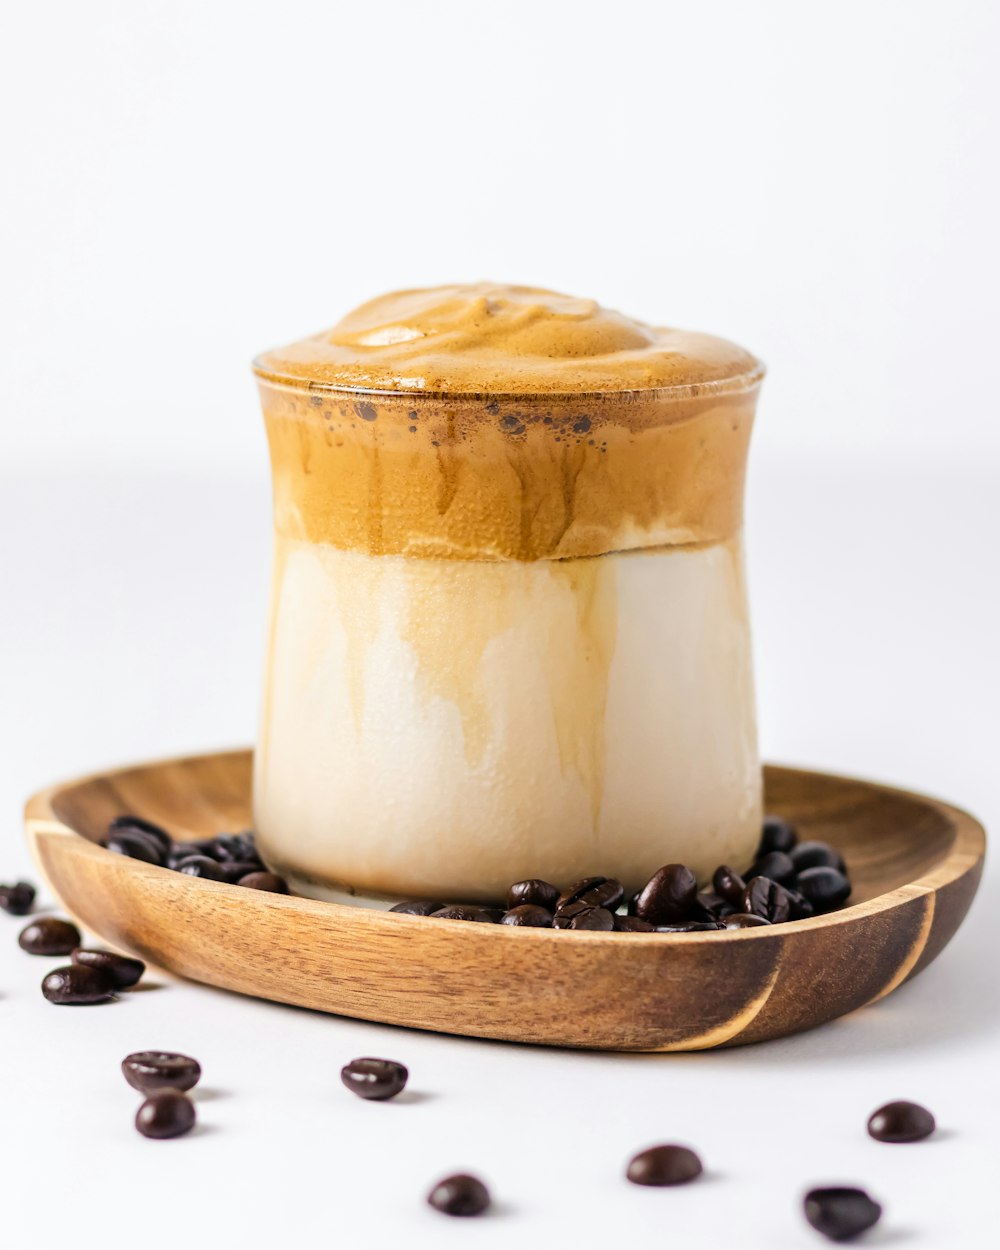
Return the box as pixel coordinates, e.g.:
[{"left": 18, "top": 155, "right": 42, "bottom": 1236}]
[
  {"left": 427, "top": 1173, "right": 491, "bottom": 1217},
  {"left": 432, "top": 905, "right": 497, "bottom": 922},
  {"left": 122, "top": 1051, "right": 201, "bottom": 1093},
  {"left": 0, "top": 880, "right": 36, "bottom": 916},
  {"left": 340, "top": 1057, "right": 408, "bottom": 1100},
  {"left": 723, "top": 913, "right": 771, "bottom": 929},
  {"left": 218, "top": 859, "right": 267, "bottom": 884},
  {"left": 42, "top": 964, "right": 115, "bottom": 1004},
  {"left": 389, "top": 900, "right": 443, "bottom": 916},
  {"left": 107, "top": 815, "right": 172, "bottom": 856},
  {"left": 654, "top": 921, "right": 725, "bottom": 932},
  {"left": 797, "top": 866, "right": 851, "bottom": 913},
  {"left": 634, "top": 864, "right": 698, "bottom": 925},
  {"left": 712, "top": 865, "right": 746, "bottom": 905},
  {"left": 236, "top": 871, "right": 289, "bottom": 893},
  {"left": 501, "top": 904, "right": 553, "bottom": 927},
  {"left": 71, "top": 948, "right": 145, "bottom": 989},
  {"left": 790, "top": 840, "right": 846, "bottom": 873},
  {"left": 695, "top": 891, "right": 733, "bottom": 919},
  {"left": 174, "top": 855, "right": 225, "bottom": 881},
  {"left": 758, "top": 814, "right": 798, "bottom": 855},
  {"left": 746, "top": 851, "right": 797, "bottom": 887},
  {"left": 135, "top": 1090, "right": 196, "bottom": 1140},
  {"left": 553, "top": 901, "right": 615, "bottom": 930},
  {"left": 557, "top": 876, "right": 622, "bottom": 911},
  {"left": 743, "top": 877, "right": 793, "bottom": 924},
  {"left": 867, "top": 1100, "right": 935, "bottom": 1143},
  {"left": 803, "top": 1187, "right": 882, "bottom": 1241},
  {"left": 212, "top": 833, "right": 259, "bottom": 862},
  {"left": 506, "top": 879, "right": 559, "bottom": 911},
  {"left": 167, "top": 839, "right": 224, "bottom": 867},
  {"left": 19, "top": 916, "right": 81, "bottom": 955},
  {"left": 106, "top": 831, "right": 165, "bottom": 867},
  {"left": 614, "top": 915, "right": 654, "bottom": 932},
  {"left": 626, "top": 1144, "right": 703, "bottom": 1186},
  {"left": 785, "top": 888, "right": 815, "bottom": 920}
]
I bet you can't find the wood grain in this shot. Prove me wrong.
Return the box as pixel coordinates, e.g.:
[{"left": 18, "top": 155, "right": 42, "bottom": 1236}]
[{"left": 24, "top": 751, "right": 985, "bottom": 1051}]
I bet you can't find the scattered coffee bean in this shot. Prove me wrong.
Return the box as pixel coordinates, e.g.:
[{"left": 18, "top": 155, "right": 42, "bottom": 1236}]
[
  {"left": 553, "top": 901, "right": 615, "bottom": 930},
  {"left": 655, "top": 921, "right": 725, "bottom": 932},
  {"left": 19, "top": 916, "right": 81, "bottom": 955},
  {"left": 743, "top": 877, "right": 793, "bottom": 924},
  {"left": 501, "top": 904, "right": 554, "bottom": 927},
  {"left": 107, "top": 815, "right": 172, "bottom": 856},
  {"left": 389, "top": 900, "right": 444, "bottom": 916},
  {"left": 614, "top": 915, "right": 654, "bottom": 932},
  {"left": 135, "top": 1090, "right": 197, "bottom": 1139},
  {"left": 173, "top": 855, "right": 225, "bottom": 881},
  {"left": 42, "top": 964, "right": 115, "bottom": 1004},
  {"left": 340, "top": 1057, "right": 408, "bottom": 1100},
  {"left": 790, "top": 840, "right": 846, "bottom": 874},
  {"left": 723, "top": 912, "right": 772, "bottom": 929},
  {"left": 746, "top": 850, "right": 797, "bottom": 887},
  {"left": 626, "top": 1144, "right": 703, "bottom": 1186},
  {"left": 105, "top": 831, "right": 165, "bottom": 867},
  {"left": 71, "top": 948, "right": 145, "bottom": 989},
  {"left": 432, "top": 905, "right": 497, "bottom": 922},
  {"left": 122, "top": 1051, "right": 202, "bottom": 1093},
  {"left": 237, "top": 871, "right": 289, "bottom": 893},
  {"left": 713, "top": 865, "right": 747, "bottom": 905},
  {"left": 427, "top": 1173, "right": 491, "bottom": 1217},
  {"left": 634, "top": 864, "right": 698, "bottom": 925},
  {"left": 506, "top": 879, "right": 559, "bottom": 911},
  {"left": 803, "top": 1186, "right": 882, "bottom": 1241},
  {"left": 0, "top": 880, "right": 36, "bottom": 916},
  {"left": 797, "top": 866, "right": 851, "bottom": 913},
  {"left": 758, "top": 814, "right": 798, "bottom": 855},
  {"left": 867, "top": 1100, "right": 936, "bottom": 1143}
]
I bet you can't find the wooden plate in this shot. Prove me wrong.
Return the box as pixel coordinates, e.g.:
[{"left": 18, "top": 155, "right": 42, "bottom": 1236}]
[{"left": 25, "top": 751, "right": 984, "bottom": 1051}]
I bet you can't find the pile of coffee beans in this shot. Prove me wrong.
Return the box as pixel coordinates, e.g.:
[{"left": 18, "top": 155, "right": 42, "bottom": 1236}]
[
  {"left": 390, "top": 815, "right": 852, "bottom": 932},
  {"left": 102, "top": 815, "right": 289, "bottom": 894},
  {"left": 123, "top": 1050, "right": 201, "bottom": 1139}
]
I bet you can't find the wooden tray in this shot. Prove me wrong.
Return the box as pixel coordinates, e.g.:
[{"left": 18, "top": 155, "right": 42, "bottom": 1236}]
[{"left": 25, "top": 751, "right": 984, "bottom": 1051}]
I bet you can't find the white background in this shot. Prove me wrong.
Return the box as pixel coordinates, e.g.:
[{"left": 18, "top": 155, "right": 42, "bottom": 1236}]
[{"left": 1, "top": 2, "right": 998, "bottom": 1247}]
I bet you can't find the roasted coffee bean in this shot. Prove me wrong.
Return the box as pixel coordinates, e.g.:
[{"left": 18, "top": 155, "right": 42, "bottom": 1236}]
[
  {"left": 135, "top": 1090, "right": 196, "bottom": 1140},
  {"left": 655, "top": 921, "right": 724, "bottom": 932},
  {"left": 803, "top": 1187, "right": 882, "bottom": 1241},
  {"left": 758, "top": 814, "right": 798, "bottom": 855},
  {"left": 19, "top": 916, "right": 81, "bottom": 955},
  {"left": 790, "top": 840, "right": 846, "bottom": 873},
  {"left": 0, "top": 880, "right": 36, "bottom": 916},
  {"left": 695, "top": 891, "right": 733, "bottom": 919},
  {"left": 174, "top": 855, "right": 225, "bottom": 881},
  {"left": 557, "top": 876, "right": 621, "bottom": 910},
  {"left": 626, "top": 1144, "right": 703, "bottom": 1186},
  {"left": 219, "top": 860, "right": 267, "bottom": 884},
  {"left": 71, "top": 948, "right": 145, "bottom": 989},
  {"left": 634, "top": 864, "right": 698, "bottom": 925},
  {"left": 553, "top": 901, "right": 615, "bottom": 930},
  {"left": 743, "top": 877, "right": 793, "bottom": 924},
  {"left": 746, "top": 851, "right": 797, "bottom": 887},
  {"left": 427, "top": 1174, "right": 491, "bottom": 1217},
  {"left": 237, "top": 871, "right": 289, "bottom": 893},
  {"left": 501, "top": 904, "right": 554, "bottom": 927},
  {"left": 105, "top": 831, "right": 165, "bottom": 867},
  {"left": 797, "top": 866, "right": 851, "bottom": 913},
  {"left": 212, "top": 833, "right": 259, "bottom": 862},
  {"left": 107, "top": 815, "right": 172, "bottom": 856},
  {"left": 389, "top": 900, "right": 443, "bottom": 916},
  {"left": 785, "top": 888, "right": 815, "bottom": 920},
  {"left": 867, "top": 1100, "right": 936, "bottom": 1143},
  {"left": 42, "top": 964, "right": 115, "bottom": 1004},
  {"left": 614, "top": 915, "right": 654, "bottom": 932},
  {"left": 723, "top": 912, "right": 771, "bottom": 929},
  {"left": 506, "top": 879, "right": 559, "bottom": 911},
  {"left": 122, "top": 1051, "right": 201, "bottom": 1093},
  {"left": 712, "top": 864, "right": 746, "bottom": 905},
  {"left": 340, "top": 1057, "right": 409, "bottom": 1100},
  {"left": 432, "top": 905, "right": 497, "bottom": 922}
]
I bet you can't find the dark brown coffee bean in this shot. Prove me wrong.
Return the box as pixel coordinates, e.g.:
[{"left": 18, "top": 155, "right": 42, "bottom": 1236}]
[
  {"left": 695, "top": 891, "right": 733, "bottom": 918},
  {"left": 556, "top": 876, "right": 619, "bottom": 910},
  {"left": 712, "top": 864, "right": 746, "bottom": 904},
  {"left": 19, "top": 916, "right": 81, "bottom": 955},
  {"left": 427, "top": 1173, "right": 491, "bottom": 1217},
  {"left": 71, "top": 948, "right": 145, "bottom": 989},
  {"left": 106, "top": 831, "right": 165, "bottom": 867},
  {"left": 174, "top": 855, "right": 224, "bottom": 881},
  {"left": 785, "top": 888, "right": 815, "bottom": 920},
  {"left": 743, "top": 877, "right": 793, "bottom": 924},
  {"left": 634, "top": 864, "right": 698, "bottom": 925},
  {"left": 218, "top": 860, "right": 266, "bottom": 884},
  {"left": 122, "top": 1051, "right": 201, "bottom": 1093},
  {"left": 758, "top": 814, "right": 798, "bottom": 855},
  {"left": 236, "top": 871, "right": 289, "bottom": 893},
  {"left": 626, "top": 1144, "right": 703, "bottom": 1186},
  {"left": 797, "top": 866, "right": 851, "bottom": 913},
  {"left": 867, "top": 1100, "right": 935, "bottom": 1143},
  {"left": 553, "top": 901, "right": 615, "bottom": 930},
  {"left": 340, "top": 1057, "right": 408, "bottom": 1100},
  {"left": 654, "top": 921, "right": 724, "bottom": 932},
  {"left": 803, "top": 1187, "right": 882, "bottom": 1241},
  {"left": 723, "top": 912, "right": 771, "bottom": 929},
  {"left": 42, "top": 964, "right": 115, "bottom": 1004},
  {"left": 501, "top": 904, "right": 553, "bottom": 927},
  {"left": 0, "top": 880, "right": 36, "bottom": 916},
  {"left": 135, "top": 1090, "right": 196, "bottom": 1139},
  {"left": 614, "top": 915, "right": 654, "bottom": 932},
  {"left": 211, "top": 833, "right": 259, "bottom": 862},
  {"left": 432, "top": 905, "right": 497, "bottom": 922},
  {"left": 107, "top": 815, "right": 172, "bottom": 856},
  {"left": 790, "top": 840, "right": 846, "bottom": 873},
  {"left": 167, "top": 840, "right": 223, "bottom": 867},
  {"left": 506, "top": 879, "right": 559, "bottom": 911},
  {"left": 746, "top": 850, "right": 797, "bottom": 887},
  {"left": 389, "top": 900, "right": 443, "bottom": 916}
]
